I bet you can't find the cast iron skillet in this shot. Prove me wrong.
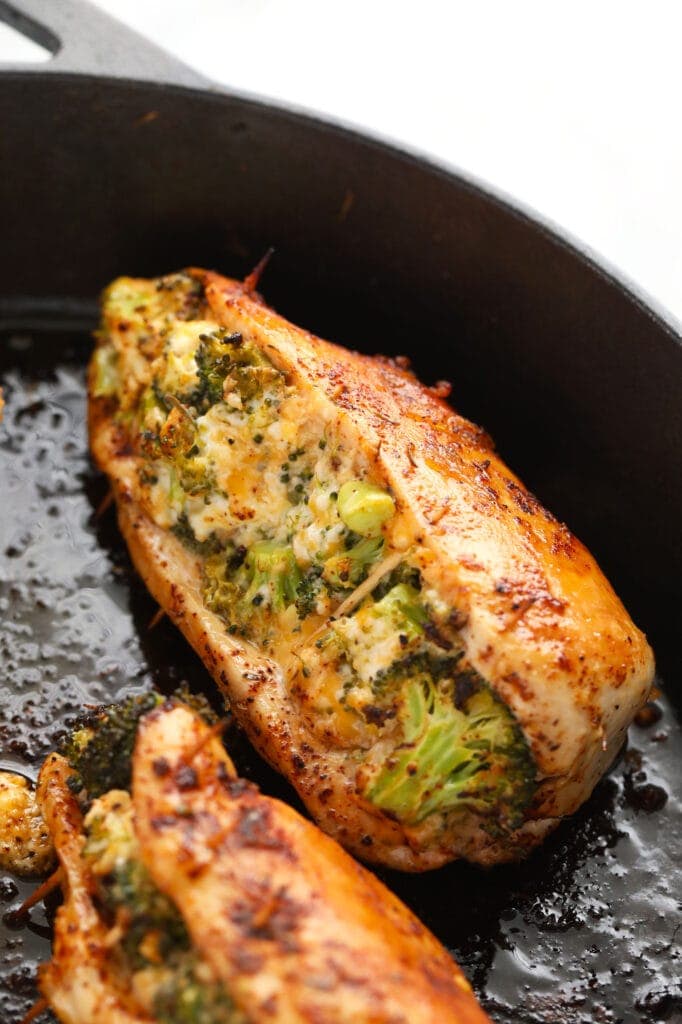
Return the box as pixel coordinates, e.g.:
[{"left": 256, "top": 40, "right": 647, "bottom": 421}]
[{"left": 0, "top": 2, "right": 680, "bottom": 1022}]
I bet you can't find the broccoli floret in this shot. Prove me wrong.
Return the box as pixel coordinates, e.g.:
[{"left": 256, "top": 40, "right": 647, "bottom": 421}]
[
  {"left": 94, "top": 846, "right": 189, "bottom": 964},
  {"left": 189, "top": 329, "right": 280, "bottom": 412},
  {"left": 295, "top": 565, "right": 325, "bottom": 618},
  {"left": 60, "top": 692, "right": 164, "bottom": 800},
  {"left": 322, "top": 535, "right": 384, "bottom": 589},
  {"left": 83, "top": 790, "right": 190, "bottom": 969},
  {"left": 242, "top": 542, "right": 301, "bottom": 612},
  {"left": 204, "top": 551, "right": 244, "bottom": 627},
  {"left": 171, "top": 513, "right": 222, "bottom": 556},
  {"left": 372, "top": 583, "right": 428, "bottom": 638},
  {"left": 60, "top": 688, "right": 219, "bottom": 802},
  {"left": 193, "top": 330, "right": 242, "bottom": 407},
  {"left": 363, "top": 665, "right": 535, "bottom": 831},
  {"left": 204, "top": 542, "right": 301, "bottom": 631},
  {"left": 372, "top": 650, "right": 462, "bottom": 693},
  {"left": 171, "top": 682, "right": 220, "bottom": 726},
  {"left": 157, "top": 399, "right": 197, "bottom": 460},
  {"left": 371, "top": 562, "right": 422, "bottom": 601},
  {"left": 114, "top": 860, "right": 190, "bottom": 968}
]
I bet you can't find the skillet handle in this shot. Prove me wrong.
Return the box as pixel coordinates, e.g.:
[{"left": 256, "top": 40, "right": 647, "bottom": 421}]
[{"left": 0, "top": 0, "right": 209, "bottom": 87}]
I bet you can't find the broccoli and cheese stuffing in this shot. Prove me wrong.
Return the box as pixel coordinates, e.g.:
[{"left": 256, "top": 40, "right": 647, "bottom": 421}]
[
  {"left": 96, "top": 273, "right": 535, "bottom": 832},
  {"left": 83, "top": 792, "right": 246, "bottom": 1024},
  {"left": 60, "top": 696, "right": 249, "bottom": 1024}
]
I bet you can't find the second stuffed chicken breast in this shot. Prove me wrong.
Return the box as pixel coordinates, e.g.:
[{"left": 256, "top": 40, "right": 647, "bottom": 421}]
[{"left": 37, "top": 697, "right": 489, "bottom": 1024}]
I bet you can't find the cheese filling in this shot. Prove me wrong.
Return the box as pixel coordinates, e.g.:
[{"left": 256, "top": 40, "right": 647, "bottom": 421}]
[{"left": 96, "top": 273, "right": 536, "bottom": 832}]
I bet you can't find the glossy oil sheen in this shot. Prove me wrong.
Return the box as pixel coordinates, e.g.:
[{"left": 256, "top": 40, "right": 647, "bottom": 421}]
[{"left": 0, "top": 329, "right": 679, "bottom": 1024}]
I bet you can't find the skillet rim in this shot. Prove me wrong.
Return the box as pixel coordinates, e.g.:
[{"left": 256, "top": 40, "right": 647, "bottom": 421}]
[{"left": 0, "top": 62, "right": 681, "bottom": 350}]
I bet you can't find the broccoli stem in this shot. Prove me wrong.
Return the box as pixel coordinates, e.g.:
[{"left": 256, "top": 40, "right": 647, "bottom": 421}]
[
  {"left": 91, "top": 345, "right": 120, "bottom": 398},
  {"left": 337, "top": 480, "right": 395, "bottom": 536}
]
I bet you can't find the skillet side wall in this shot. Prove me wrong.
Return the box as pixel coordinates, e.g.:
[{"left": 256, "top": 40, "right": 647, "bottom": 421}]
[{"left": 1, "top": 73, "right": 680, "bottom": 667}]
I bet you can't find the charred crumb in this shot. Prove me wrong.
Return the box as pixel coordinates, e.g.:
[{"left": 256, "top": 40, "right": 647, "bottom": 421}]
[
  {"left": 423, "top": 620, "right": 453, "bottom": 651},
  {"left": 363, "top": 704, "right": 397, "bottom": 727},
  {"left": 231, "top": 887, "right": 302, "bottom": 951},
  {"left": 216, "top": 761, "right": 243, "bottom": 790},
  {"left": 0, "top": 879, "right": 19, "bottom": 903},
  {"left": 152, "top": 757, "right": 170, "bottom": 777},
  {"left": 623, "top": 778, "right": 668, "bottom": 813},
  {"left": 150, "top": 814, "right": 182, "bottom": 831},
  {"left": 634, "top": 702, "right": 663, "bottom": 728},
  {"left": 448, "top": 608, "right": 469, "bottom": 630},
  {"left": 235, "top": 806, "right": 285, "bottom": 851},
  {"left": 232, "top": 947, "right": 265, "bottom": 975},
  {"left": 453, "top": 673, "right": 479, "bottom": 710},
  {"left": 505, "top": 479, "right": 539, "bottom": 515},
  {"left": 175, "top": 764, "right": 199, "bottom": 791}
]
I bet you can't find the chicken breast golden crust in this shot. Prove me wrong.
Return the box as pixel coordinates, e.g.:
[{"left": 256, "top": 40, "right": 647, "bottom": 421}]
[
  {"left": 88, "top": 268, "right": 654, "bottom": 870},
  {"left": 36, "top": 700, "right": 490, "bottom": 1024}
]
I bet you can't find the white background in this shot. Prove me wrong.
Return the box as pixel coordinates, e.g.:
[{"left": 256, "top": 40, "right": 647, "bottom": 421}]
[{"left": 2, "top": 1, "right": 681, "bottom": 324}]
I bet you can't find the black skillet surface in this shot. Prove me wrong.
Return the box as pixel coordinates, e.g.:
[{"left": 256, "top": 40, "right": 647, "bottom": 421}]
[{"left": 0, "top": 3, "right": 680, "bottom": 1022}]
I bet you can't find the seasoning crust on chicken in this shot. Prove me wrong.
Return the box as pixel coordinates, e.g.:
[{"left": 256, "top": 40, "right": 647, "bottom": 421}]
[
  {"left": 88, "top": 269, "right": 654, "bottom": 870},
  {"left": 36, "top": 699, "right": 490, "bottom": 1024}
]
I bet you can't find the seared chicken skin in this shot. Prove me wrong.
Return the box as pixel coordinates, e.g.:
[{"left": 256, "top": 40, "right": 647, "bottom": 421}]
[
  {"left": 88, "top": 269, "right": 654, "bottom": 870},
  {"left": 36, "top": 700, "right": 489, "bottom": 1024}
]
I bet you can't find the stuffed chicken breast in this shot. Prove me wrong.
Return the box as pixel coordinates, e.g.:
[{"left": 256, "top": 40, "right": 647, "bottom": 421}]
[
  {"left": 88, "top": 268, "right": 654, "bottom": 870},
  {"left": 36, "top": 696, "right": 489, "bottom": 1024}
]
